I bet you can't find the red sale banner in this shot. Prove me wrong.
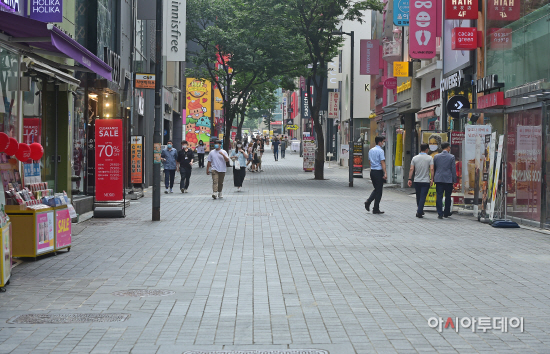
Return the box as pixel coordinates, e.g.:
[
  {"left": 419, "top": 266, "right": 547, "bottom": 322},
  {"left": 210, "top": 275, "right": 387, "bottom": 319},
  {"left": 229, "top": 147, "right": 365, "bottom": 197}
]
[
  {"left": 95, "top": 119, "right": 123, "bottom": 201},
  {"left": 445, "top": 0, "right": 478, "bottom": 20},
  {"left": 410, "top": 0, "right": 437, "bottom": 59},
  {"left": 23, "top": 118, "right": 41, "bottom": 145}
]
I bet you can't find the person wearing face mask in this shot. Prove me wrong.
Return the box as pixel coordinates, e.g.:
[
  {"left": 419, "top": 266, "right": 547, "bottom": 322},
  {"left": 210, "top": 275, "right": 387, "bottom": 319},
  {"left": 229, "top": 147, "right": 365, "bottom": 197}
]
[
  {"left": 161, "top": 140, "right": 178, "bottom": 193},
  {"left": 230, "top": 141, "right": 248, "bottom": 191},
  {"left": 365, "top": 136, "right": 387, "bottom": 214},
  {"left": 196, "top": 140, "right": 206, "bottom": 168},
  {"left": 177, "top": 140, "right": 195, "bottom": 193},
  {"left": 428, "top": 134, "right": 443, "bottom": 158},
  {"left": 206, "top": 139, "right": 230, "bottom": 199}
]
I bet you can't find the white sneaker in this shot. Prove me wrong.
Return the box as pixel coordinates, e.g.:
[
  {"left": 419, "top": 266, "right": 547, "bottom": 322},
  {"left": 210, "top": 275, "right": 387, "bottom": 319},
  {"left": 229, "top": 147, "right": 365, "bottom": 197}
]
[
  {"left": 218, "top": 192, "right": 223, "bottom": 199},
  {"left": 237, "top": 187, "right": 241, "bottom": 191},
  {"left": 169, "top": 189, "right": 173, "bottom": 193},
  {"left": 212, "top": 193, "right": 217, "bottom": 199},
  {"left": 184, "top": 189, "right": 188, "bottom": 193}
]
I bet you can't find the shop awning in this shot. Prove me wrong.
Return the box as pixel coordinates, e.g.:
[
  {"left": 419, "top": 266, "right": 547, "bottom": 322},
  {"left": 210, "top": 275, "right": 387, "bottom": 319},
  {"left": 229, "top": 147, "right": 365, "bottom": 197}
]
[
  {"left": 24, "top": 57, "right": 81, "bottom": 87},
  {"left": 0, "top": 11, "right": 112, "bottom": 81},
  {"left": 416, "top": 105, "right": 440, "bottom": 120}
]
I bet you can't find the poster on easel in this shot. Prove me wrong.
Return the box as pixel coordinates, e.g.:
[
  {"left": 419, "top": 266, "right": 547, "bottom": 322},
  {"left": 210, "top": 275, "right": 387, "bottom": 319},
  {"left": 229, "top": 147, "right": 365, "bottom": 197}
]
[
  {"left": 464, "top": 125, "right": 492, "bottom": 204},
  {"left": 481, "top": 132, "right": 496, "bottom": 215},
  {"left": 353, "top": 142, "right": 364, "bottom": 178},
  {"left": 489, "top": 135, "right": 504, "bottom": 220},
  {"left": 303, "top": 137, "right": 315, "bottom": 171},
  {"left": 130, "top": 136, "right": 144, "bottom": 184}
]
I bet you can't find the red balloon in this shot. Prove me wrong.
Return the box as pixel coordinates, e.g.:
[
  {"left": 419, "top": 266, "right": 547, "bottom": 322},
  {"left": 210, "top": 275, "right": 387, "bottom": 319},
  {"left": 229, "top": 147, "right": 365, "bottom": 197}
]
[
  {"left": 15, "top": 143, "right": 31, "bottom": 162},
  {"left": 30, "top": 143, "right": 44, "bottom": 161},
  {"left": 5, "top": 138, "right": 18, "bottom": 156},
  {"left": 0, "top": 133, "right": 9, "bottom": 152}
]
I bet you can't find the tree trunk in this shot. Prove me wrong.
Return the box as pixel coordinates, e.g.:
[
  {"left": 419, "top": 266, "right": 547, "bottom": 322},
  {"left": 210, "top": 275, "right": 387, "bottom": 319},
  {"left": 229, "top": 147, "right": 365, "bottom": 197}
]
[
  {"left": 237, "top": 111, "right": 245, "bottom": 139},
  {"left": 314, "top": 120, "right": 325, "bottom": 179}
]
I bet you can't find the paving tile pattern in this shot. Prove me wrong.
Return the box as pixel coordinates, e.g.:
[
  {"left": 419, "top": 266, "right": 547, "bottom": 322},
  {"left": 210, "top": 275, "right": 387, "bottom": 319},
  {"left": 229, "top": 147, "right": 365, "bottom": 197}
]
[{"left": 0, "top": 151, "right": 549, "bottom": 353}]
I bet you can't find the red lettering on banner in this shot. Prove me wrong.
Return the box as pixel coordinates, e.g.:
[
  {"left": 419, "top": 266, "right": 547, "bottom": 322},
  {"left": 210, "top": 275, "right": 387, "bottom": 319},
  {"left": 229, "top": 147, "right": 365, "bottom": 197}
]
[
  {"left": 445, "top": 0, "right": 478, "bottom": 19},
  {"left": 451, "top": 27, "right": 478, "bottom": 50},
  {"left": 95, "top": 119, "right": 123, "bottom": 201},
  {"left": 477, "top": 92, "right": 510, "bottom": 109},
  {"left": 426, "top": 89, "right": 441, "bottom": 102}
]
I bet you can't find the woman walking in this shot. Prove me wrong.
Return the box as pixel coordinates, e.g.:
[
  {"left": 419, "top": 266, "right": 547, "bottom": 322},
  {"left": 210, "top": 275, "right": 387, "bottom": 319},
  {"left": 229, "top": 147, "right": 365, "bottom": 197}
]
[
  {"left": 196, "top": 140, "right": 206, "bottom": 168},
  {"left": 246, "top": 142, "right": 254, "bottom": 170},
  {"left": 230, "top": 140, "right": 248, "bottom": 191}
]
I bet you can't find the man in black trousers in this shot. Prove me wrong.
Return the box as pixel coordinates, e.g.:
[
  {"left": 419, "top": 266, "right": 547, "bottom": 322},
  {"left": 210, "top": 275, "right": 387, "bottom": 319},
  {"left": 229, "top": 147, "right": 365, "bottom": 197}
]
[
  {"left": 365, "top": 136, "right": 387, "bottom": 214},
  {"left": 432, "top": 142, "right": 457, "bottom": 219}
]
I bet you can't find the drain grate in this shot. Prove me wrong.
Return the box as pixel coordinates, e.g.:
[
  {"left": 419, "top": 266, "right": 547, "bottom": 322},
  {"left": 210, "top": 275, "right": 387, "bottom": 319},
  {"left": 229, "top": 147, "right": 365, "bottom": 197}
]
[
  {"left": 245, "top": 212, "right": 273, "bottom": 217},
  {"left": 8, "top": 313, "right": 130, "bottom": 324},
  {"left": 112, "top": 289, "right": 175, "bottom": 297},
  {"left": 183, "top": 351, "right": 328, "bottom": 354}
]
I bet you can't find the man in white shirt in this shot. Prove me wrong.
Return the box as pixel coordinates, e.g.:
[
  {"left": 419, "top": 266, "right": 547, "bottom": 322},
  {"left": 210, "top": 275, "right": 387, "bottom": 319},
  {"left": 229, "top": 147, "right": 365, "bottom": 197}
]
[
  {"left": 206, "top": 139, "right": 230, "bottom": 199},
  {"left": 408, "top": 143, "right": 434, "bottom": 218}
]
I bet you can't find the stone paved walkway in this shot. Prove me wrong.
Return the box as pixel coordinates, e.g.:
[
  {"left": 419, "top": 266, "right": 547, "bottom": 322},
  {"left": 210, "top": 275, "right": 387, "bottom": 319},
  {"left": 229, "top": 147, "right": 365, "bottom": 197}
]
[{"left": 1, "top": 150, "right": 549, "bottom": 354}]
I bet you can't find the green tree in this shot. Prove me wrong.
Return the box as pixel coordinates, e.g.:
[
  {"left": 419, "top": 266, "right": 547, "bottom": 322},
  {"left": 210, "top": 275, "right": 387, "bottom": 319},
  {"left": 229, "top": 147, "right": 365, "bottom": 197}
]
[
  {"left": 186, "top": 0, "right": 305, "bottom": 151},
  {"left": 285, "top": 0, "right": 384, "bottom": 179}
]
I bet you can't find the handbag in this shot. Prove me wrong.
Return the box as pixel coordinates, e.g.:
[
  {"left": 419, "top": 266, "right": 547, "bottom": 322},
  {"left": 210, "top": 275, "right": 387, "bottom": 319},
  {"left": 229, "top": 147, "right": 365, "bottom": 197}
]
[{"left": 234, "top": 157, "right": 241, "bottom": 169}]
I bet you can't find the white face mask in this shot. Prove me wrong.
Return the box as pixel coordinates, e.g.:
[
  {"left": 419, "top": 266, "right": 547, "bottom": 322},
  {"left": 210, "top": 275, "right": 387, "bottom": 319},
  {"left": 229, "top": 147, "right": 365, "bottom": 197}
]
[
  {"left": 429, "top": 144, "right": 438, "bottom": 151},
  {"left": 237, "top": 144, "right": 242, "bottom": 148},
  {"left": 381, "top": 143, "right": 386, "bottom": 148},
  {"left": 182, "top": 145, "right": 188, "bottom": 149}
]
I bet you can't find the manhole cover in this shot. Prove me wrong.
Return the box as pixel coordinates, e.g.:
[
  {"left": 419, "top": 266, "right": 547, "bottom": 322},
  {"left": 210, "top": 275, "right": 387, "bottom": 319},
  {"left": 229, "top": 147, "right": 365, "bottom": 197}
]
[
  {"left": 112, "top": 289, "right": 175, "bottom": 297},
  {"left": 183, "top": 351, "right": 328, "bottom": 354},
  {"left": 245, "top": 213, "right": 273, "bottom": 217},
  {"left": 8, "top": 313, "right": 130, "bottom": 324}
]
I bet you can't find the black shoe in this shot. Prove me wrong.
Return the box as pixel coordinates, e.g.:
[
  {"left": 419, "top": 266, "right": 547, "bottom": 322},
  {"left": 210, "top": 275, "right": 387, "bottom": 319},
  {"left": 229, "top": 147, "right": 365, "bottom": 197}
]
[
  {"left": 364, "top": 201, "right": 371, "bottom": 212},
  {"left": 421, "top": 212, "right": 425, "bottom": 215},
  {"left": 373, "top": 210, "right": 385, "bottom": 214},
  {"left": 438, "top": 215, "right": 444, "bottom": 219},
  {"left": 416, "top": 213, "right": 423, "bottom": 218},
  {"left": 444, "top": 213, "right": 453, "bottom": 218}
]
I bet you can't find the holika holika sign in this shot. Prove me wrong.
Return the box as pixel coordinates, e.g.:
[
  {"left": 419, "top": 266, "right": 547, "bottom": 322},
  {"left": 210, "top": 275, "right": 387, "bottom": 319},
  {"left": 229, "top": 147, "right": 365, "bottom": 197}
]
[
  {"left": 163, "top": 0, "right": 186, "bottom": 62},
  {"left": 30, "top": 0, "right": 63, "bottom": 23}
]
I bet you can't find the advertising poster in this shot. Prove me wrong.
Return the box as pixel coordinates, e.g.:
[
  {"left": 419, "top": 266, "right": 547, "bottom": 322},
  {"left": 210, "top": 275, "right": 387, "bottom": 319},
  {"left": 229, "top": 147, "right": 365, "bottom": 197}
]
[
  {"left": 95, "top": 119, "right": 123, "bottom": 202},
  {"left": 2, "top": 225, "right": 10, "bottom": 284},
  {"left": 130, "top": 136, "right": 143, "bottom": 184},
  {"left": 213, "top": 87, "right": 224, "bottom": 135},
  {"left": 481, "top": 132, "right": 496, "bottom": 214},
  {"left": 353, "top": 143, "right": 364, "bottom": 178},
  {"left": 36, "top": 211, "right": 54, "bottom": 255},
  {"left": 55, "top": 208, "right": 71, "bottom": 249},
  {"left": 0, "top": 158, "right": 23, "bottom": 191},
  {"left": 23, "top": 117, "right": 42, "bottom": 145},
  {"left": 464, "top": 125, "right": 491, "bottom": 200},
  {"left": 186, "top": 78, "right": 212, "bottom": 151},
  {"left": 489, "top": 135, "right": 504, "bottom": 220},
  {"left": 422, "top": 132, "right": 448, "bottom": 207},
  {"left": 23, "top": 162, "right": 41, "bottom": 185},
  {"left": 514, "top": 125, "right": 542, "bottom": 212},
  {"left": 303, "top": 137, "right": 315, "bottom": 172},
  {"left": 450, "top": 131, "right": 465, "bottom": 195},
  {"left": 328, "top": 92, "right": 339, "bottom": 119},
  {"left": 340, "top": 144, "right": 350, "bottom": 160},
  {"left": 395, "top": 133, "right": 403, "bottom": 167}
]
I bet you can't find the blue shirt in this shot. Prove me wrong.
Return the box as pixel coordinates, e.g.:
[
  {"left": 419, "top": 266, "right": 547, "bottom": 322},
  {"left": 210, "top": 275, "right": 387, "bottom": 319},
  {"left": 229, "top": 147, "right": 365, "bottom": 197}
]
[
  {"left": 272, "top": 141, "right": 280, "bottom": 151},
  {"left": 230, "top": 151, "right": 247, "bottom": 166},
  {"left": 368, "top": 145, "right": 385, "bottom": 170},
  {"left": 161, "top": 148, "right": 178, "bottom": 170}
]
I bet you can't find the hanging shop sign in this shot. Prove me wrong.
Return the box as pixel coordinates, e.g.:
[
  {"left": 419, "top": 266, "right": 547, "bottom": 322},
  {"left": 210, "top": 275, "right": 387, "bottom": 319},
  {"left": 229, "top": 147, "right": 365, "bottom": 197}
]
[
  {"left": 409, "top": 0, "right": 437, "bottom": 59},
  {"left": 393, "top": 0, "right": 410, "bottom": 26},
  {"left": 135, "top": 73, "right": 155, "bottom": 89},
  {"left": 440, "top": 70, "right": 464, "bottom": 92},
  {"left": 489, "top": 28, "right": 512, "bottom": 50},
  {"left": 451, "top": 27, "right": 480, "bottom": 50},
  {"left": 393, "top": 61, "right": 410, "bottom": 77},
  {"left": 477, "top": 92, "right": 510, "bottom": 109},
  {"left": 446, "top": 95, "right": 470, "bottom": 118},
  {"left": 504, "top": 79, "right": 549, "bottom": 98},
  {"left": 130, "top": 136, "right": 144, "bottom": 184},
  {"left": 384, "top": 77, "right": 398, "bottom": 90},
  {"left": 95, "top": 119, "right": 123, "bottom": 202},
  {"left": 487, "top": 0, "right": 520, "bottom": 21},
  {"left": 328, "top": 92, "right": 339, "bottom": 119},
  {"left": 104, "top": 47, "right": 121, "bottom": 86},
  {"left": 30, "top": 0, "right": 63, "bottom": 23},
  {"left": 445, "top": 0, "right": 478, "bottom": 19},
  {"left": 474, "top": 74, "right": 504, "bottom": 94},
  {"left": 397, "top": 79, "right": 412, "bottom": 94},
  {"left": 426, "top": 89, "right": 441, "bottom": 102},
  {"left": 0, "top": 0, "right": 20, "bottom": 12},
  {"left": 360, "top": 40, "right": 380, "bottom": 75},
  {"left": 301, "top": 89, "right": 311, "bottom": 119},
  {"left": 286, "top": 125, "right": 299, "bottom": 130},
  {"left": 163, "top": 0, "right": 186, "bottom": 61}
]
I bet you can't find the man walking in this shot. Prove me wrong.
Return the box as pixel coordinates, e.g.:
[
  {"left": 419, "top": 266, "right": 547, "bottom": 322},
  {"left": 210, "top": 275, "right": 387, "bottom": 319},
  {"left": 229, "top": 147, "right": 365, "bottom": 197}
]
[
  {"left": 432, "top": 142, "right": 457, "bottom": 219},
  {"left": 161, "top": 140, "right": 177, "bottom": 193},
  {"left": 206, "top": 139, "right": 230, "bottom": 199},
  {"left": 177, "top": 140, "right": 194, "bottom": 193},
  {"left": 408, "top": 143, "right": 434, "bottom": 218},
  {"left": 280, "top": 137, "right": 287, "bottom": 159},
  {"left": 272, "top": 138, "right": 280, "bottom": 161},
  {"left": 365, "top": 136, "right": 387, "bottom": 214}
]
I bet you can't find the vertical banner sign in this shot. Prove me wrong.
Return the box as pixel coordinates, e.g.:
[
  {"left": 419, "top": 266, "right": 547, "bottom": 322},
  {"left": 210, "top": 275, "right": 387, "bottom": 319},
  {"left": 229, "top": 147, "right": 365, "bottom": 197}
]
[
  {"left": 55, "top": 208, "right": 71, "bottom": 249},
  {"left": 489, "top": 135, "right": 504, "bottom": 220},
  {"left": 445, "top": 0, "right": 478, "bottom": 19},
  {"left": 303, "top": 137, "right": 315, "bottom": 171},
  {"left": 410, "top": 0, "right": 437, "bottom": 59},
  {"left": 353, "top": 143, "right": 364, "bottom": 177},
  {"left": 464, "top": 125, "right": 491, "bottom": 200},
  {"left": 163, "top": 0, "right": 186, "bottom": 61},
  {"left": 328, "top": 92, "right": 340, "bottom": 118},
  {"left": 95, "top": 119, "right": 123, "bottom": 202},
  {"left": 283, "top": 97, "right": 288, "bottom": 121},
  {"left": 186, "top": 78, "right": 212, "bottom": 151},
  {"left": 301, "top": 89, "right": 311, "bottom": 119},
  {"left": 2, "top": 225, "right": 10, "bottom": 285},
  {"left": 30, "top": 0, "right": 63, "bottom": 23},
  {"left": 130, "top": 136, "right": 144, "bottom": 184},
  {"left": 393, "top": 0, "right": 410, "bottom": 26},
  {"left": 23, "top": 118, "right": 42, "bottom": 144},
  {"left": 395, "top": 133, "right": 403, "bottom": 167},
  {"left": 481, "top": 133, "right": 493, "bottom": 212},
  {"left": 360, "top": 40, "right": 380, "bottom": 75},
  {"left": 483, "top": 132, "right": 497, "bottom": 215}
]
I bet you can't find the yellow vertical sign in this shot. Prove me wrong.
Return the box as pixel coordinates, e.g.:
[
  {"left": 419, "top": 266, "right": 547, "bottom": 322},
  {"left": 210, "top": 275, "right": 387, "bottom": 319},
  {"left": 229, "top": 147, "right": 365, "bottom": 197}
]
[
  {"left": 393, "top": 62, "right": 409, "bottom": 77},
  {"left": 185, "top": 78, "right": 212, "bottom": 151},
  {"left": 395, "top": 133, "right": 403, "bottom": 166}
]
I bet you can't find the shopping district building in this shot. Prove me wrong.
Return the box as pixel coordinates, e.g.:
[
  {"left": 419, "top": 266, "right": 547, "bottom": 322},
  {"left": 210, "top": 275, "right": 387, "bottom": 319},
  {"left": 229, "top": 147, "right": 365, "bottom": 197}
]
[{"left": 0, "top": 1, "right": 549, "bottom": 228}]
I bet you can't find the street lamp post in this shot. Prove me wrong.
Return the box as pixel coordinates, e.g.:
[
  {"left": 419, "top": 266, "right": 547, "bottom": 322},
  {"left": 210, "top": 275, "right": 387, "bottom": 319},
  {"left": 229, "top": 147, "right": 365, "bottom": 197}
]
[
  {"left": 332, "top": 30, "right": 354, "bottom": 187},
  {"left": 152, "top": 0, "right": 163, "bottom": 220}
]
